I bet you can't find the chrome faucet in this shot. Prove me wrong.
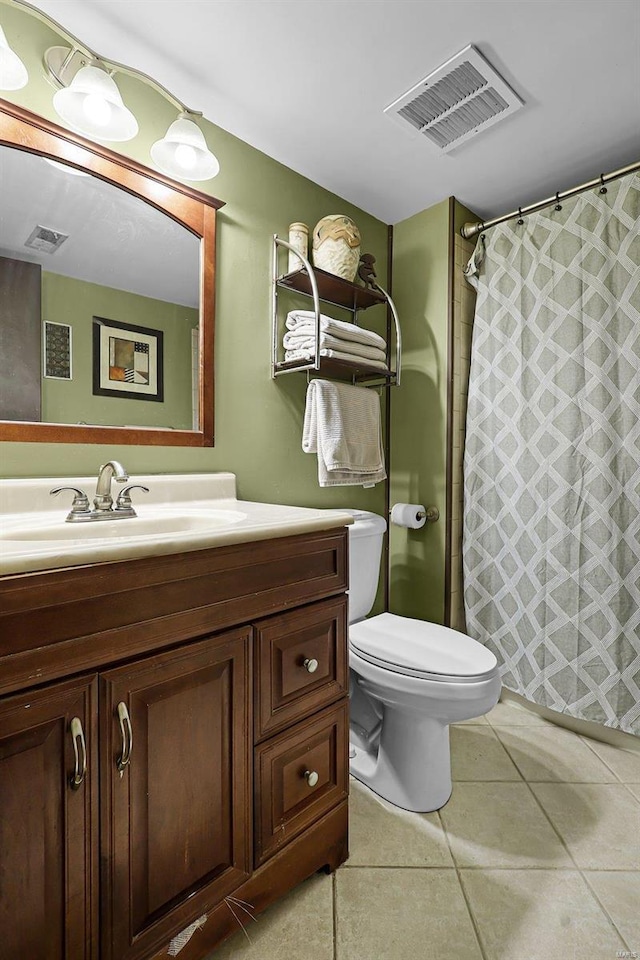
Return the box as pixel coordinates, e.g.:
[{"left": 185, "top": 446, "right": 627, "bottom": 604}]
[
  {"left": 50, "top": 460, "right": 149, "bottom": 522},
  {"left": 94, "top": 460, "right": 129, "bottom": 512}
]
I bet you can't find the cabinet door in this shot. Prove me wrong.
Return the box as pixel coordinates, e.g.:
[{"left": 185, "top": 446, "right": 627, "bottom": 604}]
[
  {"left": 100, "top": 628, "right": 251, "bottom": 960},
  {"left": 0, "top": 676, "right": 98, "bottom": 960}
]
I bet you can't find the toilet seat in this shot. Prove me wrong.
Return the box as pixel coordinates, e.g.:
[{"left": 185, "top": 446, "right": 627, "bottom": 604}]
[{"left": 349, "top": 613, "right": 498, "bottom": 684}]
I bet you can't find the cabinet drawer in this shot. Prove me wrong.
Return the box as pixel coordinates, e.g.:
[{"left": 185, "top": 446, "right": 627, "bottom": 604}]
[
  {"left": 254, "top": 596, "right": 348, "bottom": 741},
  {"left": 254, "top": 701, "right": 348, "bottom": 865}
]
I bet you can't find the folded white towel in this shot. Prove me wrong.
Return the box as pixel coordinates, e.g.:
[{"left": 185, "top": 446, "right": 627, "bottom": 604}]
[
  {"left": 283, "top": 330, "right": 388, "bottom": 364},
  {"left": 302, "top": 379, "right": 386, "bottom": 488},
  {"left": 286, "top": 310, "right": 386, "bottom": 352},
  {"left": 285, "top": 348, "right": 389, "bottom": 371}
]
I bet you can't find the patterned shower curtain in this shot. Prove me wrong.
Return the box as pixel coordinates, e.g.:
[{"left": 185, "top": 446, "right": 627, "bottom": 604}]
[{"left": 463, "top": 171, "right": 640, "bottom": 736}]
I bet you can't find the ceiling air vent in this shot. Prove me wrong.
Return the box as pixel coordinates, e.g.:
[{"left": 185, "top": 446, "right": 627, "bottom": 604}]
[
  {"left": 384, "top": 45, "right": 523, "bottom": 153},
  {"left": 24, "top": 224, "right": 69, "bottom": 254}
]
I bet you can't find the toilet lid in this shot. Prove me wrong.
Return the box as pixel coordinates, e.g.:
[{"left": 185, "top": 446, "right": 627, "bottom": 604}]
[{"left": 349, "top": 613, "right": 498, "bottom": 682}]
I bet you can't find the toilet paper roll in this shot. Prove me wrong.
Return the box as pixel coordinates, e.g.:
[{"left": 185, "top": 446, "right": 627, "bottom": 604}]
[{"left": 390, "top": 503, "right": 426, "bottom": 530}]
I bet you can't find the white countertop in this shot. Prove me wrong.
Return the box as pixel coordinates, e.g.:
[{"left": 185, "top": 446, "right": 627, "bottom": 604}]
[{"left": 0, "top": 472, "right": 353, "bottom": 576}]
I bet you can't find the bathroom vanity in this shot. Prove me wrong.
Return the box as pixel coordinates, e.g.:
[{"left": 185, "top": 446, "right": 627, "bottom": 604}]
[{"left": 0, "top": 474, "right": 351, "bottom": 960}]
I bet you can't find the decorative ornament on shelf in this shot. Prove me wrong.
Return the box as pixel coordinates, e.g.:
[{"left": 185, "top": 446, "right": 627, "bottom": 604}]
[
  {"left": 287, "top": 222, "right": 309, "bottom": 273},
  {"left": 312, "top": 214, "right": 361, "bottom": 282},
  {"left": 357, "top": 253, "right": 377, "bottom": 290}
]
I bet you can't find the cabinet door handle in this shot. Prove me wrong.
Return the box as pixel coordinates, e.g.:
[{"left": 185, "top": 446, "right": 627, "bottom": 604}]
[
  {"left": 303, "top": 658, "right": 319, "bottom": 674},
  {"left": 69, "top": 716, "right": 87, "bottom": 790},
  {"left": 304, "top": 769, "right": 319, "bottom": 787},
  {"left": 116, "top": 701, "right": 133, "bottom": 772}
]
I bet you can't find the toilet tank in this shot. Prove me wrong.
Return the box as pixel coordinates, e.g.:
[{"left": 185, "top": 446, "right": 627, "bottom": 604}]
[{"left": 342, "top": 509, "right": 387, "bottom": 623}]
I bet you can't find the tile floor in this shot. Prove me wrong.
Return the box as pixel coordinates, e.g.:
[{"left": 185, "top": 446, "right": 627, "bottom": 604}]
[{"left": 209, "top": 700, "right": 640, "bottom": 960}]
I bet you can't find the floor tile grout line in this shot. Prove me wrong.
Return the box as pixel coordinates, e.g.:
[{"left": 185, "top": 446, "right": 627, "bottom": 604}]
[
  {"left": 487, "top": 721, "right": 554, "bottom": 727},
  {"left": 579, "top": 868, "right": 633, "bottom": 952},
  {"left": 452, "top": 777, "right": 629, "bottom": 783},
  {"left": 485, "top": 722, "right": 622, "bottom": 783},
  {"left": 521, "top": 779, "right": 584, "bottom": 870},
  {"left": 488, "top": 735, "right": 592, "bottom": 873},
  {"left": 485, "top": 709, "right": 640, "bottom": 753},
  {"left": 332, "top": 870, "right": 338, "bottom": 960},
  {"left": 495, "top": 725, "right": 604, "bottom": 790},
  {"left": 577, "top": 730, "right": 640, "bottom": 758},
  {"left": 341, "top": 863, "right": 640, "bottom": 871},
  {"left": 436, "top": 808, "right": 490, "bottom": 960},
  {"left": 457, "top": 721, "right": 640, "bottom": 787},
  {"left": 621, "top": 782, "right": 640, "bottom": 803},
  {"left": 451, "top": 733, "right": 636, "bottom": 949},
  {"left": 499, "top": 734, "right": 639, "bottom": 871},
  {"left": 577, "top": 733, "right": 631, "bottom": 784},
  {"left": 484, "top": 709, "right": 552, "bottom": 729},
  {"left": 452, "top": 724, "right": 524, "bottom": 781},
  {"left": 492, "top": 723, "right": 624, "bottom": 783}
]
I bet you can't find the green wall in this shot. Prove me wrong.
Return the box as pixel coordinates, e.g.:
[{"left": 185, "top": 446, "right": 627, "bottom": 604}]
[
  {"left": 389, "top": 199, "right": 451, "bottom": 624},
  {"left": 388, "top": 198, "right": 480, "bottom": 625},
  {"left": 0, "top": 2, "right": 388, "bottom": 522},
  {"left": 42, "top": 273, "right": 197, "bottom": 429}
]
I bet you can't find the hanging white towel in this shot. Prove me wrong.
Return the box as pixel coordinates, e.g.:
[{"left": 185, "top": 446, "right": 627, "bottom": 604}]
[
  {"left": 286, "top": 311, "right": 386, "bottom": 351},
  {"left": 302, "top": 379, "right": 386, "bottom": 488}
]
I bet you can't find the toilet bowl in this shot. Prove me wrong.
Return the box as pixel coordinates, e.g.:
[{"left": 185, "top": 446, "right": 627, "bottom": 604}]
[{"left": 343, "top": 510, "right": 501, "bottom": 813}]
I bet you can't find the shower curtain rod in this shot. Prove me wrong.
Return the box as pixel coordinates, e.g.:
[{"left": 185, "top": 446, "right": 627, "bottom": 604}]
[{"left": 460, "top": 158, "right": 640, "bottom": 240}]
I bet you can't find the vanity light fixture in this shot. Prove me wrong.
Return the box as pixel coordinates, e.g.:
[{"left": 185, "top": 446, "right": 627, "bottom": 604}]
[
  {"left": 11, "top": 0, "right": 220, "bottom": 179},
  {"left": 151, "top": 113, "right": 220, "bottom": 181},
  {"left": 0, "top": 24, "right": 29, "bottom": 90},
  {"left": 51, "top": 60, "right": 138, "bottom": 142}
]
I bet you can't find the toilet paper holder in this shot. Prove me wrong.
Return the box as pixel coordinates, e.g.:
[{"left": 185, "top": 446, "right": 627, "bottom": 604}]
[{"left": 389, "top": 505, "right": 440, "bottom": 524}]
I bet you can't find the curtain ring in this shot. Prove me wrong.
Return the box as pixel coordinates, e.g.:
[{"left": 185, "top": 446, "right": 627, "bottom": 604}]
[
  {"left": 554, "top": 192, "right": 562, "bottom": 211},
  {"left": 599, "top": 174, "right": 608, "bottom": 195},
  {"left": 517, "top": 207, "right": 524, "bottom": 225}
]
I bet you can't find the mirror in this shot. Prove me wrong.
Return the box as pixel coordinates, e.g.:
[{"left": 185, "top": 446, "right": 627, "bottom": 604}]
[{"left": 0, "top": 99, "right": 222, "bottom": 446}]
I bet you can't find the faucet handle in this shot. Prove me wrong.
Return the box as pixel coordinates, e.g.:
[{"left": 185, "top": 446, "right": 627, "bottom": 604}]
[
  {"left": 115, "top": 484, "right": 149, "bottom": 512},
  {"left": 50, "top": 486, "right": 91, "bottom": 517}
]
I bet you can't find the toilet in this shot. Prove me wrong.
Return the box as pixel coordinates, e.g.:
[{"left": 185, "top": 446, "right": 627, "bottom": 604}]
[{"left": 345, "top": 509, "right": 501, "bottom": 812}]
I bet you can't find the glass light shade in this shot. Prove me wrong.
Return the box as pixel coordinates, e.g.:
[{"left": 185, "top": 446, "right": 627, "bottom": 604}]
[
  {"left": 151, "top": 116, "right": 219, "bottom": 181},
  {"left": 0, "top": 25, "right": 28, "bottom": 90},
  {"left": 52, "top": 64, "right": 138, "bottom": 141}
]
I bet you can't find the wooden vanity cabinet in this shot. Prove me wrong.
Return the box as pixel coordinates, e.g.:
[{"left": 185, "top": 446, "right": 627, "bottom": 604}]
[{"left": 0, "top": 527, "right": 349, "bottom": 960}]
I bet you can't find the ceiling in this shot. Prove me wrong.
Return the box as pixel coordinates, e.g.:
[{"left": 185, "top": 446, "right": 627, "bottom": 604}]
[
  {"left": 0, "top": 144, "right": 199, "bottom": 306},
  {"left": 26, "top": 0, "right": 640, "bottom": 224}
]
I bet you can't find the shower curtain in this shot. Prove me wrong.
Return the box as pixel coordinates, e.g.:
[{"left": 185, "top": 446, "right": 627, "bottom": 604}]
[{"left": 463, "top": 171, "right": 640, "bottom": 736}]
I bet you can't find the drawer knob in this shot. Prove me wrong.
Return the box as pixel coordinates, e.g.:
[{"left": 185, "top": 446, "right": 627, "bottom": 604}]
[
  {"left": 304, "top": 769, "right": 319, "bottom": 787},
  {"left": 303, "top": 658, "right": 319, "bottom": 674}
]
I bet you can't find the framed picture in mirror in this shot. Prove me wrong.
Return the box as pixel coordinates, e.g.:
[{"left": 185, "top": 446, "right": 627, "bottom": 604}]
[
  {"left": 93, "top": 316, "right": 164, "bottom": 403},
  {"left": 43, "top": 320, "right": 72, "bottom": 380}
]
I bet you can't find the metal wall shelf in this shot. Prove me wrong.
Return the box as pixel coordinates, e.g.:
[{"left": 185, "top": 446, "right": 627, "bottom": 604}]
[
  {"left": 271, "top": 235, "right": 402, "bottom": 387},
  {"left": 278, "top": 265, "right": 388, "bottom": 311}
]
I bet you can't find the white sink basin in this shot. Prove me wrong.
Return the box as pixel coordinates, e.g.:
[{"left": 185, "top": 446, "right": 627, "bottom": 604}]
[
  {"left": 0, "top": 472, "right": 353, "bottom": 576},
  {"left": 0, "top": 508, "right": 247, "bottom": 543}
]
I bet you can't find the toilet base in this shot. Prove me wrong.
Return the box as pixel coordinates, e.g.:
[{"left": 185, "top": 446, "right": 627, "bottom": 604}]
[{"left": 349, "top": 708, "right": 453, "bottom": 813}]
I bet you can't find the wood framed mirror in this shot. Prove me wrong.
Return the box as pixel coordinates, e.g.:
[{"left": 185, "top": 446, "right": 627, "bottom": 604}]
[{"left": 0, "top": 99, "right": 223, "bottom": 446}]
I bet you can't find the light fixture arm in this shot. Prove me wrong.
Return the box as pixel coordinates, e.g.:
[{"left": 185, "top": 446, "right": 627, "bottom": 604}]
[{"left": 14, "top": 0, "right": 202, "bottom": 117}]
